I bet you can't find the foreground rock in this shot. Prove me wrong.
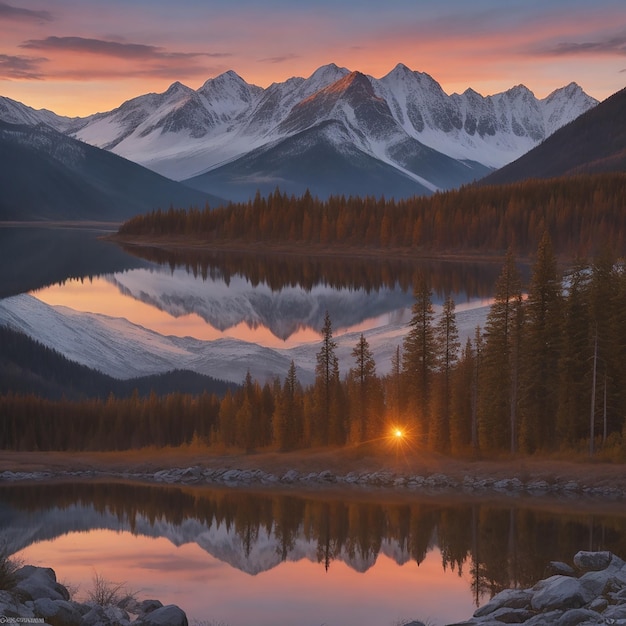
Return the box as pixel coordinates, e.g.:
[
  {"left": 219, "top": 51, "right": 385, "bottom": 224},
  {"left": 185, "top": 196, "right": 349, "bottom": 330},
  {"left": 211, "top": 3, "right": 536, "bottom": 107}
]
[
  {"left": 449, "top": 550, "right": 626, "bottom": 625},
  {"left": 1, "top": 565, "right": 188, "bottom": 626}
]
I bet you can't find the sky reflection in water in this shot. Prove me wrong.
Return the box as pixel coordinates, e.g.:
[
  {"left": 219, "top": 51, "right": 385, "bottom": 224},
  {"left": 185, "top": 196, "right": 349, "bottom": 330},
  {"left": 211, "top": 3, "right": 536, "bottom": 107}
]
[{"left": 17, "top": 528, "right": 474, "bottom": 626}]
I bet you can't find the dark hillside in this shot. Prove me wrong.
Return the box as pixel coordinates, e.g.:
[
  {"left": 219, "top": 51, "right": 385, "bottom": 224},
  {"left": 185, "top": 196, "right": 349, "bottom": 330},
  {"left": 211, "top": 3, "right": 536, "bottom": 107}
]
[
  {"left": 0, "top": 121, "right": 224, "bottom": 221},
  {"left": 482, "top": 87, "right": 626, "bottom": 185}
]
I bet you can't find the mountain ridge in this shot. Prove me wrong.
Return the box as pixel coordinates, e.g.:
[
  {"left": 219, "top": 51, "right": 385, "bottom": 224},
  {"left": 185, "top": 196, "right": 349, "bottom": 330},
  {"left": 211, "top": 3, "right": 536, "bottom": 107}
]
[{"left": 0, "top": 64, "right": 598, "bottom": 201}]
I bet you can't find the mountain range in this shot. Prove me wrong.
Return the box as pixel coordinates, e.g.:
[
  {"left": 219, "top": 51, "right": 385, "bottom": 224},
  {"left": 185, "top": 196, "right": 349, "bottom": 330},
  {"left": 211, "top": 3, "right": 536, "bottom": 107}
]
[{"left": 0, "top": 63, "right": 598, "bottom": 206}]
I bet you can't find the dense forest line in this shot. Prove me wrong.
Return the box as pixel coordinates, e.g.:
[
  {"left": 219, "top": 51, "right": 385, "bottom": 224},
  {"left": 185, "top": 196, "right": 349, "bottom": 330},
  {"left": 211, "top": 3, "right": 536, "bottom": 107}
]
[
  {"left": 116, "top": 173, "right": 626, "bottom": 258},
  {"left": 0, "top": 325, "right": 236, "bottom": 401},
  {"left": 4, "top": 481, "right": 625, "bottom": 599},
  {"left": 2, "top": 234, "right": 626, "bottom": 458}
]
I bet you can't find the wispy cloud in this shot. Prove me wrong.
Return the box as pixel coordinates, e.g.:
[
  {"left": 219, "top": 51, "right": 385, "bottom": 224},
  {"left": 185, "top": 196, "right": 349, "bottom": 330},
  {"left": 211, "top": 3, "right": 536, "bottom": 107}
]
[
  {"left": 0, "top": 53, "right": 46, "bottom": 79},
  {"left": 540, "top": 33, "right": 626, "bottom": 57},
  {"left": 20, "top": 36, "right": 230, "bottom": 61},
  {"left": 257, "top": 53, "right": 300, "bottom": 64},
  {"left": 0, "top": 1, "right": 52, "bottom": 22}
]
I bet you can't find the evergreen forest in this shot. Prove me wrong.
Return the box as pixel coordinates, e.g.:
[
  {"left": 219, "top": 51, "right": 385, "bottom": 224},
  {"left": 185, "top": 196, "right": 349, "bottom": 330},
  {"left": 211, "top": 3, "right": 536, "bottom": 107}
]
[{"left": 117, "top": 173, "right": 626, "bottom": 259}]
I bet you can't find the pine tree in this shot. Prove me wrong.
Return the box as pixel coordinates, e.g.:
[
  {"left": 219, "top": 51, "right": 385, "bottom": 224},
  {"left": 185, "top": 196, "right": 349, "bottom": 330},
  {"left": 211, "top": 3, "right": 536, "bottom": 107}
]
[
  {"left": 274, "top": 361, "right": 303, "bottom": 451},
  {"left": 519, "top": 232, "right": 562, "bottom": 452},
  {"left": 556, "top": 262, "right": 592, "bottom": 445},
  {"left": 314, "top": 312, "right": 343, "bottom": 445},
  {"left": 402, "top": 274, "right": 436, "bottom": 445},
  {"left": 431, "top": 296, "right": 460, "bottom": 451},
  {"left": 347, "top": 334, "right": 378, "bottom": 443},
  {"left": 479, "top": 250, "right": 523, "bottom": 452}
]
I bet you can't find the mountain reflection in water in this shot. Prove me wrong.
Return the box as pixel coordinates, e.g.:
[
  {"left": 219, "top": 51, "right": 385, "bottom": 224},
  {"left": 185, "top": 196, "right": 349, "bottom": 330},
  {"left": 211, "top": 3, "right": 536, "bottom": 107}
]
[{"left": 2, "top": 482, "right": 626, "bottom": 625}]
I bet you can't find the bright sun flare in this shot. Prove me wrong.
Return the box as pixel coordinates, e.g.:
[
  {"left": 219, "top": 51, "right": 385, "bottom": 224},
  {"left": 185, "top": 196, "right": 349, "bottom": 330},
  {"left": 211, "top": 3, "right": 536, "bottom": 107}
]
[{"left": 394, "top": 429, "right": 403, "bottom": 438}]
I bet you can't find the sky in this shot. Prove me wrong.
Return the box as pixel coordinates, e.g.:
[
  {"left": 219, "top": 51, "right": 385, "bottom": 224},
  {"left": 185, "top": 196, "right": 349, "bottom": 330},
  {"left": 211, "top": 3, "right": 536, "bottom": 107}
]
[{"left": 1, "top": 0, "right": 625, "bottom": 117}]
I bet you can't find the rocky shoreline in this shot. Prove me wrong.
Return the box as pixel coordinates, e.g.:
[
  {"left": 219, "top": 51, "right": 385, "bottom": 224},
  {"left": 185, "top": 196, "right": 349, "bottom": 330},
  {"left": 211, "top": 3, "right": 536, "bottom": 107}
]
[
  {"left": 0, "top": 564, "right": 188, "bottom": 626},
  {"left": 1, "top": 466, "right": 625, "bottom": 500},
  {"left": 448, "top": 550, "right": 626, "bottom": 626}
]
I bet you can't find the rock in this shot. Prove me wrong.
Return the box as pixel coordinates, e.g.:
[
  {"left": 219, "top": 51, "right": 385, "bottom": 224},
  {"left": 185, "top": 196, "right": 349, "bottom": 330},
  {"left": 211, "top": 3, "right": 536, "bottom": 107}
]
[
  {"left": 103, "top": 604, "right": 131, "bottom": 624},
  {"left": 531, "top": 575, "right": 592, "bottom": 611},
  {"left": 13, "top": 566, "right": 70, "bottom": 602},
  {"left": 587, "top": 596, "right": 608, "bottom": 612},
  {"left": 138, "top": 599, "right": 163, "bottom": 614},
  {"left": 579, "top": 568, "right": 616, "bottom": 597},
  {"left": 33, "top": 597, "right": 83, "bottom": 626},
  {"left": 0, "top": 562, "right": 188, "bottom": 626},
  {"left": 317, "top": 470, "right": 336, "bottom": 482},
  {"left": 280, "top": 469, "right": 300, "bottom": 483},
  {"left": 82, "top": 604, "right": 108, "bottom": 625},
  {"left": 555, "top": 607, "right": 601, "bottom": 626},
  {"left": 488, "top": 606, "right": 534, "bottom": 623},
  {"left": 573, "top": 550, "right": 612, "bottom": 572},
  {"left": 523, "top": 609, "right": 563, "bottom": 625},
  {"left": 463, "top": 552, "right": 626, "bottom": 625},
  {"left": 547, "top": 561, "right": 576, "bottom": 577},
  {"left": 135, "top": 604, "right": 188, "bottom": 626},
  {"left": 474, "top": 588, "right": 532, "bottom": 617},
  {"left": 0, "top": 589, "right": 36, "bottom": 619},
  {"left": 603, "top": 603, "right": 626, "bottom": 621}
]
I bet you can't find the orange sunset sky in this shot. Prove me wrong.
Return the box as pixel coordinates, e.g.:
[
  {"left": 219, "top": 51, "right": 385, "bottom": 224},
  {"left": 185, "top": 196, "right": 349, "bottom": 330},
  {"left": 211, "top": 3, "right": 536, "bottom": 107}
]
[{"left": 1, "top": 0, "right": 625, "bottom": 117}]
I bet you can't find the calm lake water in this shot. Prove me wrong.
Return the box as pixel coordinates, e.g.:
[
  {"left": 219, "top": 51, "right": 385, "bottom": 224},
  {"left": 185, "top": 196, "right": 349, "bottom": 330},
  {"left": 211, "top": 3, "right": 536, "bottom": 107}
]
[{"left": 3, "top": 481, "right": 626, "bottom": 626}]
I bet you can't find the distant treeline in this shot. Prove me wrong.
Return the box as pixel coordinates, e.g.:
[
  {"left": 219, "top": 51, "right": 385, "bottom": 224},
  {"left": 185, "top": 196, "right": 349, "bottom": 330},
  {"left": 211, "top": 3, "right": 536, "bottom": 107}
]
[
  {"left": 117, "top": 174, "right": 626, "bottom": 257},
  {"left": 0, "top": 325, "right": 236, "bottom": 401},
  {"left": 2, "top": 235, "right": 626, "bottom": 457}
]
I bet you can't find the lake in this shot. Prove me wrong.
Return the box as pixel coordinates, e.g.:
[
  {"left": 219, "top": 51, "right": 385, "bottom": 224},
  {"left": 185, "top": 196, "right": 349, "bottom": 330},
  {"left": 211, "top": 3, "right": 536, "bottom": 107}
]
[{"left": 3, "top": 481, "right": 626, "bottom": 626}]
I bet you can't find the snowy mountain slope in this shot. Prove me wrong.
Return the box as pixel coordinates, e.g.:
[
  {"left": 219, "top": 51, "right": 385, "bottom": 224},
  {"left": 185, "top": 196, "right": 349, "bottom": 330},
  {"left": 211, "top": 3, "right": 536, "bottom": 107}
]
[
  {"left": 0, "top": 95, "right": 75, "bottom": 131},
  {"left": 184, "top": 120, "right": 438, "bottom": 201},
  {"left": 0, "top": 64, "right": 597, "bottom": 199},
  {"left": 372, "top": 64, "right": 597, "bottom": 168}
]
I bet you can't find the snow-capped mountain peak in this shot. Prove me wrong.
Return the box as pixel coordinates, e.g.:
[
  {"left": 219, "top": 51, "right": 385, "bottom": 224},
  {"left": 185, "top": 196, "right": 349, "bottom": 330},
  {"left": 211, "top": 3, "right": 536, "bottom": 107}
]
[{"left": 0, "top": 63, "right": 599, "bottom": 197}]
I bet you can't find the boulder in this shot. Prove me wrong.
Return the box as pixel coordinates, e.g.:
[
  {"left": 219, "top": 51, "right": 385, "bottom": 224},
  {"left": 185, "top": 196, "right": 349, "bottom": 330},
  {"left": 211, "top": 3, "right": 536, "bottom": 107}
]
[
  {"left": 0, "top": 589, "right": 35, "bottom": 618},
  {"left": 474, "top": 588, "right": 532, "bottom": 617},
  {"left": 488, "top": 606, "right": 534, "bottom": 623},
  {"left": 531, "top": 575, "right": 592, "bottom": 611},
  {"left": 547, "top": 561, "right": 576, "bottom": 577},
  {"left": 555, "top": 607, "right": 602, "bottom": 626},
  {"left": 135, "top": 604, "right": 188, "bottom": 626},
  {"left": 13, "top": 566, "right": 70, "bottom": 602},
  {"left": 573, "top": 550, "right": 612, "bottom": 572},
  {"left": 33, "top": 597, "right": 82, "bottom": 626},
  {"left": 137, "top": 598, "right": 163, "bottom": 614}
]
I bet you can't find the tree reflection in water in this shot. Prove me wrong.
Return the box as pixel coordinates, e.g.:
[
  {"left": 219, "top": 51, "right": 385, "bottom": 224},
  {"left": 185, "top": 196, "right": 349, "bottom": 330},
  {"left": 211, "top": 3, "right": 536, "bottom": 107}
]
[{"left": 1, "top": 481, "right": 625, "bottom": 604}]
